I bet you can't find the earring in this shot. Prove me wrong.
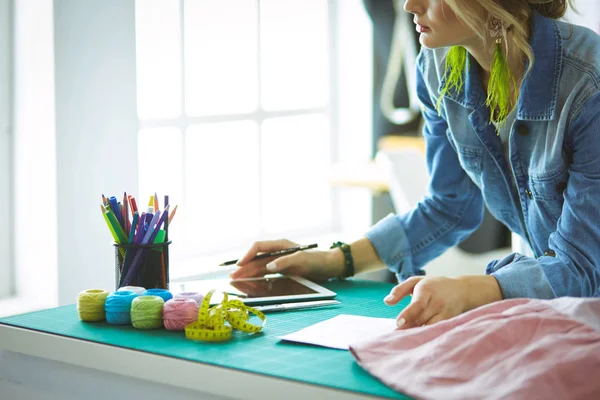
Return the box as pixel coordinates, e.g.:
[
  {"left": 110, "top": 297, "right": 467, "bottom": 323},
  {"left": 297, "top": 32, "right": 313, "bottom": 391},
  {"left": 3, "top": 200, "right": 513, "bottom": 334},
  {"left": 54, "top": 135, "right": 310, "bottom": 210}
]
[
  {"left": 437, "top": 46, "right": 467, "bottom": 114},
  {"left": 485, "top": 17, "right": 515, "bottom": 129}
]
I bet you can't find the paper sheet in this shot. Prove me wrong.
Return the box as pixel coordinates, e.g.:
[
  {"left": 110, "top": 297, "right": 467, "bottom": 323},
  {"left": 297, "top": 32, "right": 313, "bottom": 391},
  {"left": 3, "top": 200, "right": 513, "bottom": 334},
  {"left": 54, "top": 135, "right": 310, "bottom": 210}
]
[{"left": 279, "top": 314, "right": 398, "bottom": 350}]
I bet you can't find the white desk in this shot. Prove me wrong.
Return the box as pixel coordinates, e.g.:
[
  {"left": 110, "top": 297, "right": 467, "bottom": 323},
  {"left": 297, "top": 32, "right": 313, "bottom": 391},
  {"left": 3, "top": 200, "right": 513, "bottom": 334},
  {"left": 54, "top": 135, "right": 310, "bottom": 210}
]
[{"left": 0, "top": 324, "right": 386, "bottom": 400}]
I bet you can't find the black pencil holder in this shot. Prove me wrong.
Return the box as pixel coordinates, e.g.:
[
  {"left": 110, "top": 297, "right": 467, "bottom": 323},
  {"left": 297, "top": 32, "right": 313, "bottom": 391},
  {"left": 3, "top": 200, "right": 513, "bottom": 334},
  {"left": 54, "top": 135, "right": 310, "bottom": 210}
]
[{"left": 114, "top": 241, "right": 171, "bottom": 291}]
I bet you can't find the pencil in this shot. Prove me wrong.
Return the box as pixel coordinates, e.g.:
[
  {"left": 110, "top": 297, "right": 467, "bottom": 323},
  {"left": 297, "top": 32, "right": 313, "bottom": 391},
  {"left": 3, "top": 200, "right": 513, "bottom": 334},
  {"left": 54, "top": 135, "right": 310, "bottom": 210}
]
[
  {"left": 130, "top": 196, "right": 138, "bottom": 214},
  {"left": 101, "top": 205, "right": 119, "bottom": 244},
  {"left": 219, "top": 243, "right": 318, "bottom": 266},
  {"left": 123, "top": 192, "right": 130, "bottom": 236},
  {"left": 147, "top": 195, "right": 154, "bottom": 213},
  {"left": 168, "top": 204, "right": 178, "bottom": 224}
]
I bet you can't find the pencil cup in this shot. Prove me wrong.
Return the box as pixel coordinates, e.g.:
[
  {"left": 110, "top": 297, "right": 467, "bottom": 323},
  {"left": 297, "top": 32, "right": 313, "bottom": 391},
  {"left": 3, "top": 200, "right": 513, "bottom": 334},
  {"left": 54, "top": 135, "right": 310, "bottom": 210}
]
[{"left": 114, "top": 241, "right": 171, "bottom": 291}]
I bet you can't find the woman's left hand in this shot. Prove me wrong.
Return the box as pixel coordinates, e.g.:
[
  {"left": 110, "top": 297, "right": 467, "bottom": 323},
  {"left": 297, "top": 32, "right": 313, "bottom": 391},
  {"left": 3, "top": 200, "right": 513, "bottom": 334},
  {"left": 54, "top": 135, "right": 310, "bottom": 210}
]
[{"left": 383, "top": 275, "right": 504, "bottom": 329}]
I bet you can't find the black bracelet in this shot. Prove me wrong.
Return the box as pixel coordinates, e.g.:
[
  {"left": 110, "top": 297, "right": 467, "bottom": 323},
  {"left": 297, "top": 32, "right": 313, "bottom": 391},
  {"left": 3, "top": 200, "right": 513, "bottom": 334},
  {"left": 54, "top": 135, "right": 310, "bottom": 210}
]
[{"left": 330, "top": 241, "right": 354, "bottom": 279}]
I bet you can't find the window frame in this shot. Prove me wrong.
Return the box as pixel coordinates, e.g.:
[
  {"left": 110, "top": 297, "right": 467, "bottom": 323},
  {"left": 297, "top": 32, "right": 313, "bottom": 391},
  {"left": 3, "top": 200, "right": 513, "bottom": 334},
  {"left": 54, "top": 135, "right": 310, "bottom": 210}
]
[
  {"left": 137, "top": 0, "right": 341, "bottom": 260},
  {"left": 0, "top": 0, "right": 14, "bottom": 299}
]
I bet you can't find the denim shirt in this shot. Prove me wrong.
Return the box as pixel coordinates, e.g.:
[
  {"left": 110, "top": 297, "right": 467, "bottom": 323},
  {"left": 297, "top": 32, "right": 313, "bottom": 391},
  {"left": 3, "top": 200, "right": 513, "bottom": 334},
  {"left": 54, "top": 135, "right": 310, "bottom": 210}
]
[{"left": 365, "top": 13, "right": 600, "bottom": 299}]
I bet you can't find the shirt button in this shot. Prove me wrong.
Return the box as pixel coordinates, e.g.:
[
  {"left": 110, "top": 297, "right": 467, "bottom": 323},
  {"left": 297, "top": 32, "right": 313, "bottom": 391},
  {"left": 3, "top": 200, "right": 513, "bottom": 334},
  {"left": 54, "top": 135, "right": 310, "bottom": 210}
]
[
  {"left": 544, "top": 250, "right": 556, "bottom": 257},
  {"left": 525, "top": 189, "right": 533, "bottom": 199},
  {"left": 517, "top": 125, "right": 529, "bottom": 136}
]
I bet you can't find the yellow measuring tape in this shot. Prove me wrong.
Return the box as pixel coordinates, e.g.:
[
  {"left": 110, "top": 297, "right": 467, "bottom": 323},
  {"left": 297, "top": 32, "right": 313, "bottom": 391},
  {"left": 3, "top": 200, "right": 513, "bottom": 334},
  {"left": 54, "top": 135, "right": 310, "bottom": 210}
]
[{"left": 185, "top": 290, "right": 266, "bottom": 342}]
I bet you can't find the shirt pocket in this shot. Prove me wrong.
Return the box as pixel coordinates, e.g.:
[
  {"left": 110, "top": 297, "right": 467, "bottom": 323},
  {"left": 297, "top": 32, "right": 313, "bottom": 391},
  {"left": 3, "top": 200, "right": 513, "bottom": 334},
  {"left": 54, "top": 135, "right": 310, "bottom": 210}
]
[
  {"left": 529, "top": 166, "right": 569, "bottom": 221},
  {"left": 455, "top": 146, "right": 484, "bottom": 187}
]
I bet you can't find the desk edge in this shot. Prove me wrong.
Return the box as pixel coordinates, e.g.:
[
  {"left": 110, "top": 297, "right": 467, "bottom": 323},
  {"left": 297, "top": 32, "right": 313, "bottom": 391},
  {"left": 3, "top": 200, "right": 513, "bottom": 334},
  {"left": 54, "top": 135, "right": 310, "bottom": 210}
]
[{"left": 0, "top": 323, "right": 384, "bottom": 400}]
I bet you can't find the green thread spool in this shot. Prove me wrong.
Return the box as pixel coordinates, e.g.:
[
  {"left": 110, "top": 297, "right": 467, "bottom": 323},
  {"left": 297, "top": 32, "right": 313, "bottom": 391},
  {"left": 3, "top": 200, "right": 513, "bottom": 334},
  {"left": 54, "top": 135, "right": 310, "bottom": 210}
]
[
  {"left": 77, "top": 289, "right": 109, "bottom": 322},
  {"left": 131, "top": 295, "right": 164, "bottom": 329}
]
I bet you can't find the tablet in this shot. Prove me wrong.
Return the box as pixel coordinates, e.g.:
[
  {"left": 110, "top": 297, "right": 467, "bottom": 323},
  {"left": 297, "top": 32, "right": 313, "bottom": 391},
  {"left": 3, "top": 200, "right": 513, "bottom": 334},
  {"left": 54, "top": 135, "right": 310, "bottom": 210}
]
[{"left": 172, "top": 275, "right": 337, "bottom": 306}]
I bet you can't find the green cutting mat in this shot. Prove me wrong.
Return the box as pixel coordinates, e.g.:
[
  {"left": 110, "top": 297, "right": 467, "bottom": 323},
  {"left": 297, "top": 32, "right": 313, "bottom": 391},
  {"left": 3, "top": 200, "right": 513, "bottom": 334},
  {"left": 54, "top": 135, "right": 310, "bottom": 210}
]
[{"left": 0, "top": 279, "right": 411, "bottom": 399}]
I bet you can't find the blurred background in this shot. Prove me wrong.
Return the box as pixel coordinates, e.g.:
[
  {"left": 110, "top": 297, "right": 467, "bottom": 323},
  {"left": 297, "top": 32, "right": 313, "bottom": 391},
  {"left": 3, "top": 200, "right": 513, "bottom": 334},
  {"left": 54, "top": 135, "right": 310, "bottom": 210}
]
[{"left": 1, "top": 0, "right": 599, "bottom": 317}]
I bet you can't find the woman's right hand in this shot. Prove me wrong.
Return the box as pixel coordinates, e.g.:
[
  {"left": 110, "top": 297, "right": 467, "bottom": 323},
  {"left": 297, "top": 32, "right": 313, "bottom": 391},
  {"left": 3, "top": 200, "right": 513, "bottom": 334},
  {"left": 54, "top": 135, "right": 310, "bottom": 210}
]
[{"left": 230, "top": 239, "right": 344, "bottom": 281}]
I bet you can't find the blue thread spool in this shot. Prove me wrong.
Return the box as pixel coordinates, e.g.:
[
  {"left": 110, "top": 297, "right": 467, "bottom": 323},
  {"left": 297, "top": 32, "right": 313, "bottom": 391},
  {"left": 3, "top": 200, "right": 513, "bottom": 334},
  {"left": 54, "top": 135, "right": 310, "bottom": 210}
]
[
  {"left": 142, "top": 288, "right": 173, "bottom": 303},
  {"left": 105, "top": 290, "right": 139, "bottom": 325}
]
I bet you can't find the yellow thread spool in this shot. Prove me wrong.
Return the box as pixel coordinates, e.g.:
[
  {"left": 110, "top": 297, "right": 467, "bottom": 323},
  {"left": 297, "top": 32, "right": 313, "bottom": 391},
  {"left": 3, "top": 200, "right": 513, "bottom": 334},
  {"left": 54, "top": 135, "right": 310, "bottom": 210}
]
[
  {"left": 185, "top": 290, "right": 266, "bottom": 342},
  {"left": 77, "top": 289, "right": 109, "bottom": 322}
]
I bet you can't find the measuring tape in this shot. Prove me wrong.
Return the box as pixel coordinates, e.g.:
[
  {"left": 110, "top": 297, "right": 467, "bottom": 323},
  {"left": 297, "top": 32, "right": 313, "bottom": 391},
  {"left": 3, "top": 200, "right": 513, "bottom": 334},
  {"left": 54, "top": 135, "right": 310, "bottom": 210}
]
[{"left": 185, "top": 290, "right": 266, "bottom": 342}]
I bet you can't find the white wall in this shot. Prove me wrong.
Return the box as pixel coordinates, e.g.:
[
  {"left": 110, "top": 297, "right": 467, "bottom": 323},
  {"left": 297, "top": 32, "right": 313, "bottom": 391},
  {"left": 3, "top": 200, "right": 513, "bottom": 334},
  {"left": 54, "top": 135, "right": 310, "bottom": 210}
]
[
  {"left": 566, "top": 1, "right": 600, "bottom": 33},
  {"left": 9, "top": 0, "right": 138, "bottom": 312},
  {"left": 12, "top": 0, "right": 58, "bottom": 310},
  {"left": 53, "top": 0, "right": 138, "bottom": 305},
  {"left": 334, "top": 0, "right": 373, "bottom": 235},
  {"left": 0, "top": 0, "right": 13, "bottom": 299}
]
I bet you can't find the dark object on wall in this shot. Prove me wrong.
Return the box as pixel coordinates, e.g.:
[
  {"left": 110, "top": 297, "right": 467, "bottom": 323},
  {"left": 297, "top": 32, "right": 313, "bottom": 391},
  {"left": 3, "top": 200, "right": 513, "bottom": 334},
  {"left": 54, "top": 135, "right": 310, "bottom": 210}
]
[{"left": 362, "top": 0, "right": 422, "bottom": 157}]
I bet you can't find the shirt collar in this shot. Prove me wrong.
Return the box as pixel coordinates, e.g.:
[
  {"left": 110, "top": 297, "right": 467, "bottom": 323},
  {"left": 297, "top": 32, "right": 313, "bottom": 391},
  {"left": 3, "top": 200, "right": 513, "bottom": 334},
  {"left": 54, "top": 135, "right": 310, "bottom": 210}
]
[{"left": 439, "top": 12, "right": 562, "bottom": 121}]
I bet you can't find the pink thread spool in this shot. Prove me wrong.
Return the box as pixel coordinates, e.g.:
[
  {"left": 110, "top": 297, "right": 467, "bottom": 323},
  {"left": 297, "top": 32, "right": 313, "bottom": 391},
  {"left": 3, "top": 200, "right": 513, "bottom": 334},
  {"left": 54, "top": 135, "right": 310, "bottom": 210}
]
[
  {"left": 163, "top": 298, "right": 199, "bottom": 331},
  {"left": 173, "top": 291, "right": 204, "bottom": 305}
]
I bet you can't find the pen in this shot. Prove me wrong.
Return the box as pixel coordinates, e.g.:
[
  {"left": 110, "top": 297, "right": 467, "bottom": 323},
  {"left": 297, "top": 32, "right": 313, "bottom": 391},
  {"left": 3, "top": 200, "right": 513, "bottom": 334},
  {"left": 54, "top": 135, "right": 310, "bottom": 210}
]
[
  {"left": 253, "top": 300, "right": 340, "bottom": 313},
  {"left": 219, "top": 243, "right": 319, "bottom": 266},
  {"left": 225, "top": 292, "right": 247, "bottom": 298}
]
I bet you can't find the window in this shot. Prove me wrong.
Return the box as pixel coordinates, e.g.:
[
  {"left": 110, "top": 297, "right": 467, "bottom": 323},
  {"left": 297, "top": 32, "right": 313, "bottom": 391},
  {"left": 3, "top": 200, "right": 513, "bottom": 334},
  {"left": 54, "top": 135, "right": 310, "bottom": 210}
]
[
  {"left": 0, "top": 0, "right": 13, "bottom": 298},
  {"left": 135, "top": 0, "right": 371, "bottom": 269}
]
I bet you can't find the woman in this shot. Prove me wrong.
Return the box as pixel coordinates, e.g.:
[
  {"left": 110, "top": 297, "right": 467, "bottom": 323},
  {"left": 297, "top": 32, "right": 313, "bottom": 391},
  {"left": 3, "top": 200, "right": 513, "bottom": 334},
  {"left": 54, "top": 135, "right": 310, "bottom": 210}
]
[{"left": 233, "top": 0, "right": 600, "bottom": 329}]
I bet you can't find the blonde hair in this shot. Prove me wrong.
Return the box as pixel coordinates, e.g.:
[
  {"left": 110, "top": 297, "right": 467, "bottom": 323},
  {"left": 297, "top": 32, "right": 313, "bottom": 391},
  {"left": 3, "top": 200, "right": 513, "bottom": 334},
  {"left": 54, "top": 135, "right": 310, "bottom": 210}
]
[{"left": 443, "top": 0, "right": 575, "bottom": 76}]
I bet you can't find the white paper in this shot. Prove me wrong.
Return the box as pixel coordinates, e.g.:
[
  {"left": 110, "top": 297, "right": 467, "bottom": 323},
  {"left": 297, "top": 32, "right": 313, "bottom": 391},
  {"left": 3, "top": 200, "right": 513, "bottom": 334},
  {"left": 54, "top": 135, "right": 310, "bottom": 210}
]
[{"left": 279, "top": 314, "right": 397, "bottom": 350}]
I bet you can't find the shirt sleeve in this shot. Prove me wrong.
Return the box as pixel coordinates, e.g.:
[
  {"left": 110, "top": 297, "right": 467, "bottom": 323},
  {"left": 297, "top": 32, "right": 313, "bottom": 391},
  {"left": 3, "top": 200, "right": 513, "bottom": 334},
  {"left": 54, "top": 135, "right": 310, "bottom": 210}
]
[
  {"left": 365, "top": 50, "right": 484, "bottom": 281},
  {"left": 489, "top": 92, "right": 600, "bottom": 298}
]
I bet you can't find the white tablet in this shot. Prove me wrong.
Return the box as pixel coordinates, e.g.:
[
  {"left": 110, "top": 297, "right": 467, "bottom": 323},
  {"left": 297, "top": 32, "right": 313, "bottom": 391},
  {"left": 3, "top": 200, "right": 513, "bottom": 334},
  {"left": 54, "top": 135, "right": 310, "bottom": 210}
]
[{"left": 172, "top": 275, "right": 337, "bottom": 306}]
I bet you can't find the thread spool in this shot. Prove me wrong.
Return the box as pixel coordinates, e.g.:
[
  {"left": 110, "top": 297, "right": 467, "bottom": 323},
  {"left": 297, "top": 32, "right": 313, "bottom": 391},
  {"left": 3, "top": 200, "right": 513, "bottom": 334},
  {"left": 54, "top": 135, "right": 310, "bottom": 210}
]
[
  {"left": 118, "top": 286, "right": 146, "bottom": 296},
  {"left": 105, "top": 291, "right": 138, "bottom": 325},
  {"left": 173, "top": 291, "right": 204, "bottom": 304},
  {"left": 142, "top": 288, "right": 173, "bottom": 303},
  {"left": 77, "top": 289, "right": 109, "bottom": 322},
  {"left": 163, "top": 298, "right": 199, "bottom": 331},
  {"left": 131, "top": 295, "right": 164, "bottom": 329}
]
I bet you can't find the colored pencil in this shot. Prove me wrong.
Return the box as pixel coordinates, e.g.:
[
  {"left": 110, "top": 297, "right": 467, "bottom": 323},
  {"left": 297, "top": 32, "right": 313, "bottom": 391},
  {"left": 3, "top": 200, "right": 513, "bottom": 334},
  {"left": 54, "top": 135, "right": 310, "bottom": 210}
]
[{"left": 168, "top": 204, "right": 178, "bottom": 224}]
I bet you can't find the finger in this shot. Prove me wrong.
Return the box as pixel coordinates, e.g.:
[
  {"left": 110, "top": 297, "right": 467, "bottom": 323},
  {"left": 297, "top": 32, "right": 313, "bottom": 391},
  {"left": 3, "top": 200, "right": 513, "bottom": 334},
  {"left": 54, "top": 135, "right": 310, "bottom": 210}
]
[
  {"left": 395, "top": 290, "right": 431, "bottom": 329},
  {"left": 384, "top": 277, "right": 424, "bottom": 305},
  {"left": 229, "top": 264, "right": 267, "bottom": 279},
  {"left": 264, "top": 251, "right": 306, "bottom": 274},
  {"left": 237, "top": 239, "right": 295, "bottom": 265},
  {"left": 423, "top": 313, "right": 446, "bottom": 326}
]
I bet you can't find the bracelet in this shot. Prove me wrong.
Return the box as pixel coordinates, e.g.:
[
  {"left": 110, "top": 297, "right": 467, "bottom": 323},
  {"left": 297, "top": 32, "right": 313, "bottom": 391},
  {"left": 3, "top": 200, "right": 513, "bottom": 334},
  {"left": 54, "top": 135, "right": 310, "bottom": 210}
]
[{"left": 330, "top": 241, "right": 354, "bottom": 279}]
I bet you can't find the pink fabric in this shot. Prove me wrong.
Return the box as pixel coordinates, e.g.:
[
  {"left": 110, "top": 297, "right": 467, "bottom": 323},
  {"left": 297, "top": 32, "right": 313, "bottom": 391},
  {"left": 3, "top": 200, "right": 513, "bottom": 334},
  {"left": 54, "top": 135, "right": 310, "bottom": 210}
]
[{"left": 350, "top": 297, "right": 600, "bottom": 400}]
